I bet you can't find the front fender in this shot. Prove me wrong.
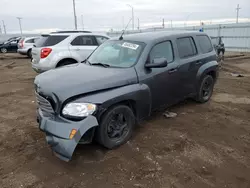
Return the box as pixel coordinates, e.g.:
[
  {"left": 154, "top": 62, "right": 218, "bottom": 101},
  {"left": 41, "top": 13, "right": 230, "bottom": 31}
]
[{"left": 75, "top": 84, "right": 152, "bottom": 121}]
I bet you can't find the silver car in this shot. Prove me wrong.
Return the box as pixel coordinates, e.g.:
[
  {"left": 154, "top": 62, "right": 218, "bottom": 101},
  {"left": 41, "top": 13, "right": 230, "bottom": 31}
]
[
  {"left": 31, "top": 32, "right": 110, "bottom": 73},
  {"left": 18, "top": 37, "right": 40, "bottom": 58}
]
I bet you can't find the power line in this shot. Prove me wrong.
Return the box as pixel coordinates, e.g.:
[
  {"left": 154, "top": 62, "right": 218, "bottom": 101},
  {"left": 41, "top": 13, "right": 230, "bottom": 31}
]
[{"left": 236, "top": 4, "right": 241, "bottom": 24}]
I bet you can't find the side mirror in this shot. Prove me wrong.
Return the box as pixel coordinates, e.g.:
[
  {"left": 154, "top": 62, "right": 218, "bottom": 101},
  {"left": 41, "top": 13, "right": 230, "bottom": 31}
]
[{"left": 145, "top": 57, "right": 168, "bottom": 68}]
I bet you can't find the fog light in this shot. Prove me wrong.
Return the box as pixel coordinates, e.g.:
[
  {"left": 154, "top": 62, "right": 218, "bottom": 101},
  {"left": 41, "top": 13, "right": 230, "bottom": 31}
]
[{"left": 69, "top": 129, "right": 77, "bottom": 139}]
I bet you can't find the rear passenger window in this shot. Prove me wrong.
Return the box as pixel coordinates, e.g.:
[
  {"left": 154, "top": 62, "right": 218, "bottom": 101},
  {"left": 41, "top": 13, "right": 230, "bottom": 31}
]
[
  {"left": 177, "top": 37, "right": 197, "bottom": 58},
  {"left": 196, "top": 35, "right": 213, "bottom": 53},
  {"left": 71, "top": 36, "right": 97, "bottom": 46},
  {"left": 150, "top": 41, "right": 174, "bottom": 63}
]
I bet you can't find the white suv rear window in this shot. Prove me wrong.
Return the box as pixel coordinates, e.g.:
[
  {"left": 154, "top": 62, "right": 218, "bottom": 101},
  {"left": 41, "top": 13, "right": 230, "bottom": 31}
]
[{"left": 35, "top": 35, "right": 69, "bottom": 47}]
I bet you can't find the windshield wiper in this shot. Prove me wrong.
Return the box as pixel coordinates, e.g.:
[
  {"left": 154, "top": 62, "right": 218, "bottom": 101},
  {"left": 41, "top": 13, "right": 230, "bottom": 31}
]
[{"left": 91, "top": 63, "right": 110, "bottom": 68}]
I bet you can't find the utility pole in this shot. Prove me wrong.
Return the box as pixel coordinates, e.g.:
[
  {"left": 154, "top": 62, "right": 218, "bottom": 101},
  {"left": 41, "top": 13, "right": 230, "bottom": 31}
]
[
  {"left": 170, "top": 20, "right": 173, "bottom": 28},
  {"left": 2, "top": 20, "right": 6, "bottom": 34},
  {"left": 17, "top": 17, "right": 23, "bottom": 36},
  {"left": 72, "top": 0, "right": 77, "bottom": 30},
  {"left": 162, "top": 18, "right": 165, "bottom": 28},
  {"left": 137, "top": 18, "right": 140, "bottom": 30},
  {"left": 81, "top": 15, "right": 84, "bottom": 30},
  {"left": 236, "top": 4, "right": 241, "bottom": 24},
  {"left": 0, "top": 25, "right": 2, "bottom": 34},
  {"left": 127, "top": 4, "right": 134, "bottom": 30}
]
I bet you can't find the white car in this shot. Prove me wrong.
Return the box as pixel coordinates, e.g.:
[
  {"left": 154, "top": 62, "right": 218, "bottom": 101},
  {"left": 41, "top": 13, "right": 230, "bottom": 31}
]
[
  {"left": 18, "top": 37, "right": 40, "bottom": 58},
  {"left": 31, "top": 32, "right": 110, "bottom": 73}
]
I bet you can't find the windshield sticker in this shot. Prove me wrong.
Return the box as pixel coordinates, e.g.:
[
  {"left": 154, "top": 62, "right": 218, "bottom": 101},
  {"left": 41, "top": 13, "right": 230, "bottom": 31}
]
[{"left": 122, "top": 42, "right": 139, "bottom": 50}]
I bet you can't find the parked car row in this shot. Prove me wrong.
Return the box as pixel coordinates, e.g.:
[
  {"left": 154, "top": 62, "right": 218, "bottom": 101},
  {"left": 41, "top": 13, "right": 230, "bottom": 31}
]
[
  {"left": 34, "top": 30, "right": 219, "bottom": 161},
  {"left": 0, "top": 36, "right": 38, "bottom": 57}
]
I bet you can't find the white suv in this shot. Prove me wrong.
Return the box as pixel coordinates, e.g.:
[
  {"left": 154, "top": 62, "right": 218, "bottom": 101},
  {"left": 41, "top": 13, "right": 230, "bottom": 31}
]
[{"left": 31, "top": 32, "right": 110, "bottom": 73}]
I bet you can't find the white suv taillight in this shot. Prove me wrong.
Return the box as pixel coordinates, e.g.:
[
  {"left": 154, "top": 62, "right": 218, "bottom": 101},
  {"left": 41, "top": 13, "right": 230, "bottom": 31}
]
[{"left": 40, "top": 48, "right": 52, "bottom": 58}]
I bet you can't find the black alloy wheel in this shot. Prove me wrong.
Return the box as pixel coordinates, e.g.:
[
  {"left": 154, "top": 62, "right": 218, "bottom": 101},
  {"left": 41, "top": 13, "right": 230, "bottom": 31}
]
[
  {"left": 96, "top": 105, "right": 135, "bottom": 149},
  {"left": 196, "top": 75, "right": 214, "bottom": 103}
]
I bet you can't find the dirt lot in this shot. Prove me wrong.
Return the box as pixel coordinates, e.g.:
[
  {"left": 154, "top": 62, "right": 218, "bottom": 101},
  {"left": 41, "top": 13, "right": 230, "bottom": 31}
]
[{"left": 0, "top": 53, "right": 250, "bottom": 188}]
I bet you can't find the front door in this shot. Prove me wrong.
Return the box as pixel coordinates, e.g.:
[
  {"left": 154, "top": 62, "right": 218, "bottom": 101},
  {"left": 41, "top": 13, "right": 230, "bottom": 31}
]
[
  {"left": 69, "top": 35, "right": 98, "bottom": 61},
  {"left": 141, "top": 40, "right": 180, "bottom": 110}
]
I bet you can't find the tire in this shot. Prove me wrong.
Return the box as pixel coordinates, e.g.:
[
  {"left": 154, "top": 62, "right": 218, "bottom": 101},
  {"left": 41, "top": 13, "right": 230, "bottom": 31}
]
[
  {"left": 196, "top": 75, "right": 214, "bottom": 103},
  {"left": 0, "top": 48, "right": 7, "bottom": 53},
  {"left": 27, "top": 49, "right": 32, "bottom": 58},
  {"left": 56, "top": 60, "right": 76, "bottom": 67},
  {"left": 96, "top": 105, "right": 135, "bottom": 149}
]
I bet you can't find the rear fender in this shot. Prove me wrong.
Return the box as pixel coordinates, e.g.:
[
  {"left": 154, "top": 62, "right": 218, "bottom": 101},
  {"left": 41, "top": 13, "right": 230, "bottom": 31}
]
[{"left": 196, "top": 60, "right": 218, "bottom": 87}]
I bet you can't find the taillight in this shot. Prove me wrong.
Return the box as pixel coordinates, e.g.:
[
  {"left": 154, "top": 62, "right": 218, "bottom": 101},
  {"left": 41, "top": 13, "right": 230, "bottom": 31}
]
[
  {"left": 19, "top": 39, "right": 24, "bottom": 48},
  {"left": 40, "top": 48, "right": 52, "bottom": 58}
]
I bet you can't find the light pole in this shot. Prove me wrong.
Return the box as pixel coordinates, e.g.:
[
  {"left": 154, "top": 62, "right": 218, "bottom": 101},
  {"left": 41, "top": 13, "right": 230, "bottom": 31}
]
[
  {"left": 81, "top": 15, "right": 84, "bottom": 30},
  {"left": 2, "top": 20, "right": 7, "bottom": 34},
  {"left": 236, "top": 4, "right": 241, "bottom": 24},
  {"left": 17, "top": 17, "right": 23, "bottom": 36},
  {"left": 72, "top": 0, "right": 77, "bottom": 30},
  {"left": 127, "top": 4, "right": 134, "bottom": 30}
]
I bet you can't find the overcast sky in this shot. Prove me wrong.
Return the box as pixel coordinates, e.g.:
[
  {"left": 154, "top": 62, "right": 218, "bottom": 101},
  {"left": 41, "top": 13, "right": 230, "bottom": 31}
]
[{"left": 0, "top": 0, "right": 250, "bottom": 33}]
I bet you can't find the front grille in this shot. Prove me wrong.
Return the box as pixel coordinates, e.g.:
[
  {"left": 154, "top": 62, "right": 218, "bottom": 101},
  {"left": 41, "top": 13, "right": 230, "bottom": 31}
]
[{"left": 36, "top": 92, "right": 55, "bottom": 117}]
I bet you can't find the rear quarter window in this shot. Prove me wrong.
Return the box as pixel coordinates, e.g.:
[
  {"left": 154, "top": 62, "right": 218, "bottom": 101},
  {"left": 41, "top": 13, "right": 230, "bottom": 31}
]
[
  {"left": 196, "top": 35, "right": 213, "bottom": 53},
  {"left": 35, "top": 35, "right": 68, "bottom": 47}
]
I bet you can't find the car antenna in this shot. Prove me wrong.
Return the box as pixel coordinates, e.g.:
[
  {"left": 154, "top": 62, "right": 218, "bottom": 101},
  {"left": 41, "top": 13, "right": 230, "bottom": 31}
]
[{"left": 119, "top": 18, "right": 132, "bottom": 40}]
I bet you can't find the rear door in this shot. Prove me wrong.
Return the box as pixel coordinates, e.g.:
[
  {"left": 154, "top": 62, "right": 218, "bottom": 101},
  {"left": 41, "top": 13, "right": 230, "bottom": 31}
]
[
  {"left": 176, "top": 36, "right": 199, "bottom": 97},
  {"left": 69, "top": 35, "right": 98, "bottom": 60}
]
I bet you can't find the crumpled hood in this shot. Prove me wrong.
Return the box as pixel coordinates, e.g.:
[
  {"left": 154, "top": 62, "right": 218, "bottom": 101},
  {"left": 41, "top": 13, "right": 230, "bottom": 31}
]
[{"left": 34, "top": 63, "right": 138, "bottom": 102}]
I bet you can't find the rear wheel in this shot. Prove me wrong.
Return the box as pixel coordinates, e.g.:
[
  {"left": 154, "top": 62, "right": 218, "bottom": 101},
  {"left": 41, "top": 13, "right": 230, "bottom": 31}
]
[
  {"left": 196, "top": 75, "right": 214, "bottom": 103},
  {"left": 96, "top": 105, "right": 135, "bottom": 149},
  {"left": 27, "top": 49, "right": 32, "bottom": 58},
  {"left": 1, "top": 48, "right": 7, "bottom": 53}
]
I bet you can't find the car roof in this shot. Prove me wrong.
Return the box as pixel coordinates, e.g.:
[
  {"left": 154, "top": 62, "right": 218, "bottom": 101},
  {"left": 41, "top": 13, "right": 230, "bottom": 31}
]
[
  {"left": 49, "top": 32, "right": 110, "bottom": 38},
  {"left": 114, "top": 30, "right": 206, "bottom": 43},
  {"left": 24, "top": 36, "right": 39, "bottom": 40}
]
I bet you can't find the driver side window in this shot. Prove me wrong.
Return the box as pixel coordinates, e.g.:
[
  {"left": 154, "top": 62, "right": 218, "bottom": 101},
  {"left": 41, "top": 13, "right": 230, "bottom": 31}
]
[{"left": 150, "top": 41, "right": 174, "bottom": 63}]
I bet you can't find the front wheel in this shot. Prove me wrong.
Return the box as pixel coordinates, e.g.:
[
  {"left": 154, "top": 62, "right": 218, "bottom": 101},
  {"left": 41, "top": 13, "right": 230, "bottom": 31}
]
[
  {"left": 96, "top": 105, "right": 135, "bottom": 149},
  {"left": 0, "top": 48, "right": 7, "bottom": 53},
  {"left": 195, "top": 75, "right": 214, "bottom": 103}
]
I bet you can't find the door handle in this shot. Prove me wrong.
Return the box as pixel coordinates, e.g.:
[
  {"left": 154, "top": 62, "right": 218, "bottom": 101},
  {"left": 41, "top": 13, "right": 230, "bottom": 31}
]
[
  {"left": 168, "top": 68, "right": 178, "bottom": 74},
  {"left": 75, "top": 48, "right": 80, "bottom": 51}
]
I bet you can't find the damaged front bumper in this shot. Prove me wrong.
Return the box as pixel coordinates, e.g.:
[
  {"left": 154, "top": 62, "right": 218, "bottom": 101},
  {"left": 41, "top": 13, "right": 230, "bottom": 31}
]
[{"left": 37, "top": 109, "right": 99, "bottom": 162}]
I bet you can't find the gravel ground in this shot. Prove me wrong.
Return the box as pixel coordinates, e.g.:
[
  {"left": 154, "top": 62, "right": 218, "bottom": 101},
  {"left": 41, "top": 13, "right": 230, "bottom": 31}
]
[{"left": 0, "top": 53, "right": 250, "bottom": 188}]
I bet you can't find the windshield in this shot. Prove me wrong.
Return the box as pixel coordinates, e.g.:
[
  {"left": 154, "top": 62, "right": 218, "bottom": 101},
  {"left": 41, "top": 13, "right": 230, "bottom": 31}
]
[{"left": 88, "top": 40, "right": 145, "bottom": 68}]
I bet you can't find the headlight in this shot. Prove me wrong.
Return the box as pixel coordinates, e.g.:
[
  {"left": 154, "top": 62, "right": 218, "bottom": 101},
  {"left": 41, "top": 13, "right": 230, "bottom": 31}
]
[{"left": 62, "top": 103, "right": 96, "bottom": 117}]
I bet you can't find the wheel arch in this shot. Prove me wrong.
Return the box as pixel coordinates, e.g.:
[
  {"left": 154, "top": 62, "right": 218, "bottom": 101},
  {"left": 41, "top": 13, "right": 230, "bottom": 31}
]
[{"left": 56, "top": 58, "right": 78, "bottom": 67}]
